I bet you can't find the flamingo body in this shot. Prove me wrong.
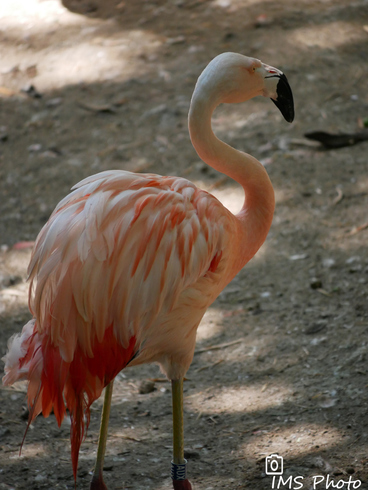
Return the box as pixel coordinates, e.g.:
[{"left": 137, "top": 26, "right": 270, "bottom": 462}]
[
  {"left": 2, "top": 52, "right": 294, "bottom": 487},
  {"left": 3, "top": 170, "right": 247, "bottom": 476}
]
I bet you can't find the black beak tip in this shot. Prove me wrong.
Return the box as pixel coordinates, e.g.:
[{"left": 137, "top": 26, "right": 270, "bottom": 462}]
[{"left": 271, "top": 73, "right": 295, "bottom": 123}]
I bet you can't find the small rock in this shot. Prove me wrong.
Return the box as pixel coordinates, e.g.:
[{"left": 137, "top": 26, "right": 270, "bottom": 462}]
[
  {"left": 310, "top": 337, "right": 327, "bottom": 346},
  {"left": 215, "top": 0, "right": 230, "bottom": 7},
  {"left": 166, "top": 35, "right": 186, "bottom": 45},
  {"left": 34, "top": 473, "right": 46, "bottom": 482},
  {"left": 138, "top": 380, "right": 155, "bottom": 394},
  {"left": 304, "top": 322, "right": 327, "bottom": 335},
  {"left": 184, "top": 448, "right": 201, "bottom": 460},
  {"left": 310, "top": 278, "right": 322, "bottom": 289},
  {"left": 40, "top": 150, "right": 59, "bottom": 159},
  {"left": 260, "top": 291, "right": 271, "bottom": 298},
  {"left": 28, "top": 143, "right": 42, "bottom": 152},
  {"left": 346, "top": 256, "right": 360, "bottom": 264},
  {"left": 0, "top": 125, "right": 8, "bottom": 142},
  {"left": 22, "top": 84, "right": 42, "bottom": 98},
  {"left": 289, "top": 253, "right": 308, "bottom": 261},
  {"left": 317, "top": 396, "right": 337, "bottom": 408},
  {"left": 46, "top": 97, "right": 63, "bottom": 107},
  {"left": 322, "top": 258, "right": 336, "bottom": 268}
]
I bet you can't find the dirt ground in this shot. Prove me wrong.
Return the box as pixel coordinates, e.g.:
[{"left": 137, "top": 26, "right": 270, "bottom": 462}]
[{"left": 1, "top": 0, "right": 368, "bottom": 489}]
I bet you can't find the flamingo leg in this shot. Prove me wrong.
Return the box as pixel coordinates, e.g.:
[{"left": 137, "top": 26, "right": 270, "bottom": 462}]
[
  {"left": 90, "top": 380, "right": 114, "bottom": 490},
  {"left": 171, "top": 379, "right": 192, "bottom": 490}
]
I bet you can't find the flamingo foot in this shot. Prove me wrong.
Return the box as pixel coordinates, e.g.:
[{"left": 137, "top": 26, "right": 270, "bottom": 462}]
[
  {"left": 172, "top": 478, "right": 193, "bottom": 489},
  {"left": 90, "top": 471, "right": 108, "bottom": 490}
]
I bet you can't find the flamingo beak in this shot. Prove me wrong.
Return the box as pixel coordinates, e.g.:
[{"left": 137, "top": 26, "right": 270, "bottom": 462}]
[
  {"left": 269, "top": 72, "right": 294, "bottom": 123},
  {"left": 260, "top": 63, "right": 294, "bottom": 123}
]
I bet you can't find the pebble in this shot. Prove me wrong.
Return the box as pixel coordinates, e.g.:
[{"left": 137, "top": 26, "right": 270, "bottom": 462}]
[
  {"left": 46, "top": 97, "right": 63, "bottom": 107},
  {"left": 28, "top": 143, "right": 42, "bottom": 152},
  {"left": 310, "top": 278, "right": 322, "bottom": 289},
  {"left": 289, "top": 253, "right": 308, "bottom": 261},
  {"left": 138, "top": 380, "right": 155, "bottom": 394},
  {"left": 346, "top": 256, "right": 360, "bottom": 264},
  {"left": 260, "top": 291, "right": 271, "bottom": 298},
  {"left": 184, "top": 448, "right": 201, "bottom": 460},
  {"left": 304, "top": 322, "right": 326, "bottom": 335},
  {"left": 0, "top": 126, "right": 8, "bottom": 142},
  {"left": 322, "top": 258, "right": 336, "bottom": 268},
  {"left": 34, "top": 473, "right": 46, "bottom": 482}
]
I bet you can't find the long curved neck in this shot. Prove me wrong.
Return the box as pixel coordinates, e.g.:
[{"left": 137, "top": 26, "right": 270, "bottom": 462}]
[{"left": 188, "top": 87, "right": 275, "bottom": 264}]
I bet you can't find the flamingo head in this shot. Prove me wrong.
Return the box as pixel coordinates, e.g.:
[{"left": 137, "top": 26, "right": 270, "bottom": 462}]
[{"left": 197, "top": 52, "right": 294, "bottom": 123}]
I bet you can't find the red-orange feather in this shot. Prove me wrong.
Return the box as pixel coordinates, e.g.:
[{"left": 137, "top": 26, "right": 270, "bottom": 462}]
[{"left": 15, "top": 318, "right": 136, "bottom": 480}]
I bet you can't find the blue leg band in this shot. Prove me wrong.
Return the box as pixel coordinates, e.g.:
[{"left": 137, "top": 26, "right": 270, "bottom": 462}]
[{"left": 171, "top": 460, "right": 188, "bottom": 480}]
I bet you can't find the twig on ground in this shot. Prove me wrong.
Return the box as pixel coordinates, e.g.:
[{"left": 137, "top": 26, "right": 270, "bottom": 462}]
[{"left": 195, "top": 338, "right": 244, "bottom": 354}]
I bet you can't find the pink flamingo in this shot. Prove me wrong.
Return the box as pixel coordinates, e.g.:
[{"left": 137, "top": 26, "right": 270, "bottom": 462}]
[{"left": 3, "top": 52, "right": 294, "bottom": 489}]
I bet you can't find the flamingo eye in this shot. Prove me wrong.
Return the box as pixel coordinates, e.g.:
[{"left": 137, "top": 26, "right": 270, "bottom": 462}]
[{"left": 251, "top": 62, "right": 261, "bottom": 73}]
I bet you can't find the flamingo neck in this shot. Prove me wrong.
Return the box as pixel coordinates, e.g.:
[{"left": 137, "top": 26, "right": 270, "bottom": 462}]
[{"left": 188, "top": 88, "right": 275, "bottom": 262}]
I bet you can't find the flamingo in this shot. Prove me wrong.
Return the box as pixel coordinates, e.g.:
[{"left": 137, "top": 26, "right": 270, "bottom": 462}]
[{"left": 2, "top": 52, "right": 294, "bottom": 489}]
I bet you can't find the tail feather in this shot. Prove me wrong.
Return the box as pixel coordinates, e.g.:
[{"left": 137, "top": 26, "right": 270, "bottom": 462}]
[
  {"left": 69, "top": 391, "right": 86, "bottom": 481},
  {"left": 2, "top": 319, "right": 137, "bottom": 481},
  {"left": 41, "top": 338, "right": 69, "bottom": 423}
]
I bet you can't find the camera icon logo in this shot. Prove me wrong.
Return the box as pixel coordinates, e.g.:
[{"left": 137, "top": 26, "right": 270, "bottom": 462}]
[{"left": 265, "top": 454, "right": 283, "bottom": 475}]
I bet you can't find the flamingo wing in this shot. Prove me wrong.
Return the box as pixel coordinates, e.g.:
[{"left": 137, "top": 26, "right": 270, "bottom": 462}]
[
  {"left": 29, "top": 170, "right": 231, "bottom": 360},
  {"left": 3, "top": 170, "right": 233, "bottom": 477}
]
